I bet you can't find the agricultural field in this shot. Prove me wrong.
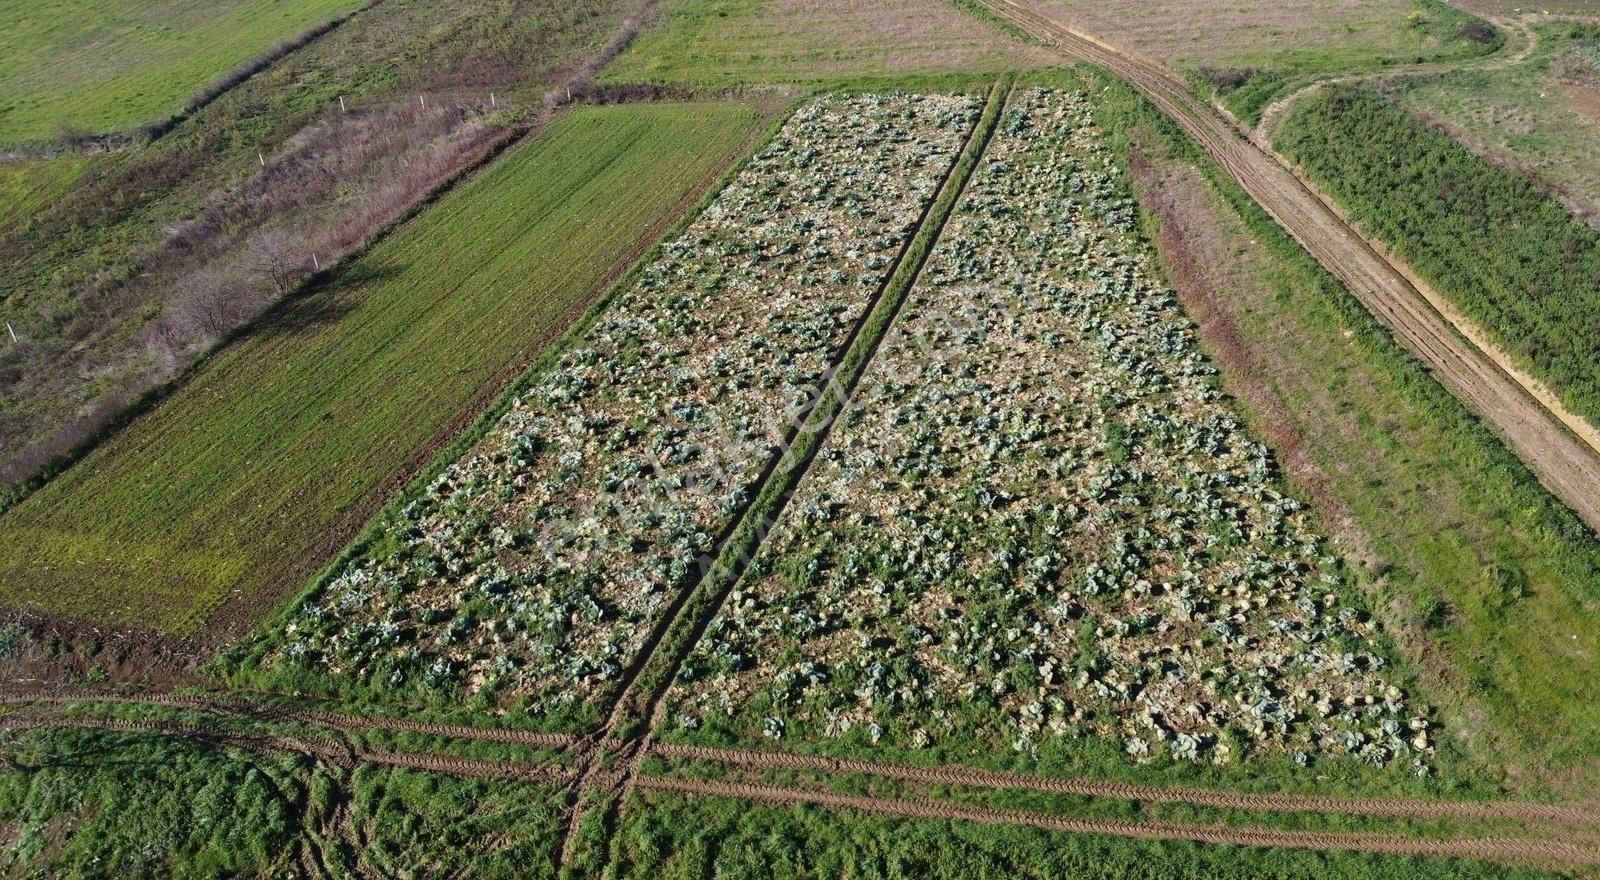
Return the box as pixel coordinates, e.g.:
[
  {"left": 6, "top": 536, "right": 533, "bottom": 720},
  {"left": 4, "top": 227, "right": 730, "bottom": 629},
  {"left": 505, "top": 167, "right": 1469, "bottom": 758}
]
[
  {"left": 1277, "top": 83, "right": 1600, "bottom": 435},
  {"left": 1101, "top": 65, "right": 1600, "bottom": 794},
  {"left": 236, "top": 93, "right": 983, "bottom": 727},
  {"left": 603, "top": 0, "right": 1054, "bottom": 84},
  {"left": 1, "top": 0, "right": 641, "bottom": 492},
  {"left": 1031, "top": 0, "right": 1499, "bottom": 123},
  {"left": 662, "top": 87, "right": 1431, "bottom": 779},
  {"left": 10, "top": 0, "right": 1600, "bottom": 872},
  {"left": 0, "top": 100, "right": 768, "bottom": 635},
  {"left": 1391, "top": 22, "right": 1600, "bottom": 224},
  {"left": 0, "top": 0, "right": 360, "bottom": 141}
]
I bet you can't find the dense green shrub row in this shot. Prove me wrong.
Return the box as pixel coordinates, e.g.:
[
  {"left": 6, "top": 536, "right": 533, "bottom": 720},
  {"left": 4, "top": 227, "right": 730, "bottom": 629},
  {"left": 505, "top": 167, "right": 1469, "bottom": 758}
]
[{"left": 1278, "top": 83, "right": 1600, "bottom": 428}]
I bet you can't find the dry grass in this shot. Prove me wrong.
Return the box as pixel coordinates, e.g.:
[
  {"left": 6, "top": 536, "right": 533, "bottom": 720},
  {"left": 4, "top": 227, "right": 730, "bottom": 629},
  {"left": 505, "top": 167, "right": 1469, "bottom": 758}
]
[
  {"left": 1033, "top": 0, "right": 1468, "bottom": 65},
  {"left": 605, "top": 0, "right": 1054, "bottom": 83}
]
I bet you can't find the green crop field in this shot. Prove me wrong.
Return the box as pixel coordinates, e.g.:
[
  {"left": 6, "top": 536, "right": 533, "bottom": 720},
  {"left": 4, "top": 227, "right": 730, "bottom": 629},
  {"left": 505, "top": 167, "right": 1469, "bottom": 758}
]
[
  {"left": 0, "top": 100, "right": 767, "bottom": 635},
  {"left": 1392, "top": 23, "right": 1600, "bottom": 222},
  {"left": 0, "top": 0, "right": 360, "bottom": 142}
]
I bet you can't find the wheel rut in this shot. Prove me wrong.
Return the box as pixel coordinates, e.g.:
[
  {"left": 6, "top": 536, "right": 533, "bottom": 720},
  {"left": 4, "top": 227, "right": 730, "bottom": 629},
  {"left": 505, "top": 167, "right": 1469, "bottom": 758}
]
[{"left": 634, "top": 775, "right": 1600, "bottom": 868}]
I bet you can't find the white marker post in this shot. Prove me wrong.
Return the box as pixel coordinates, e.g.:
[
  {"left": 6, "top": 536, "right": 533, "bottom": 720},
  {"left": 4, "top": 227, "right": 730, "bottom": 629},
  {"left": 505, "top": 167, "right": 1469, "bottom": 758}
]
[
  {"left": 339, "top": 95, "right": 346, "bottom": 112},
  {"left": 419, "top": 95, "right": 426, "bottom": 109},
  {"left": 490, "top": 92, "right": 496, "bottom": 108},
  {"left": 258, "top": 151, "right": 265, "bottom": 167},
  {"left": 312, "top": 253, "right": 321, "bottom": 271},
  {"left": 6, "top": 323, "right": 16, "bottom": 343}
]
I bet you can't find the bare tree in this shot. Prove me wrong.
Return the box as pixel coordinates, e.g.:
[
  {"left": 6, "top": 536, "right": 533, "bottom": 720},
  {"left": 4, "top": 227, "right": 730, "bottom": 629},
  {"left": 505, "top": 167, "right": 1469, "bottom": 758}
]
[{"left": 247, "top": 228, "right": 307, "bottom": 298}]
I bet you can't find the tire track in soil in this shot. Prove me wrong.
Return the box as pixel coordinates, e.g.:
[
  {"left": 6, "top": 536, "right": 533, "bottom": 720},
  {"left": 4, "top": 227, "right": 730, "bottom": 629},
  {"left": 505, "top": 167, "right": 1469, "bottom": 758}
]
[
  {"left": 1248, "top": 10, "right": 1538, "bottom": 147},
  {"left": 649, "top": 742, "right": 1600, "bottom": 829},
  {"left": 0, "top": 714, "right": 577, "bottom": 785},
  {"left": 550, "top": 80, "right": 1015, "bottom": 870},
  {"left": 10, "top": 704, "right": 1600, "bottom": 865},
  {"left": 971, "top": 0, "right": 1600, "bottom": 536},
  {"left": 1, "top": 692, "right": 578, "bottom": 748},
  {"left": 634, "top": 775, "right": 1600, "bottom": 868}
]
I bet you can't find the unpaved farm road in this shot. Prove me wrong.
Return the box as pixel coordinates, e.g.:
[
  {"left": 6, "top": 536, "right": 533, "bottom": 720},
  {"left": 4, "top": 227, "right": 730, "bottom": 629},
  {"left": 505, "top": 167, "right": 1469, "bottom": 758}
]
[
  {"left": 974, "top": 0, "right": 1600, "bottom": 536},
  {"left": 9, "top": 702, "right": 1600, "bottom": 869}
]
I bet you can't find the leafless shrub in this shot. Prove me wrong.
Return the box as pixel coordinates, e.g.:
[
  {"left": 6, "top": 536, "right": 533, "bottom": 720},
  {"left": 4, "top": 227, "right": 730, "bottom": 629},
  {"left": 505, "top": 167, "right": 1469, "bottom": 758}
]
[
  {"left": 1459, "top": 21, "right": 1497, "bottom": 45},
  {"left": 248, "top": 229, "right": 309, "bottom": 296},
  {"left": 1197, "top": 66, "right": 1255, "bottom": 90}
]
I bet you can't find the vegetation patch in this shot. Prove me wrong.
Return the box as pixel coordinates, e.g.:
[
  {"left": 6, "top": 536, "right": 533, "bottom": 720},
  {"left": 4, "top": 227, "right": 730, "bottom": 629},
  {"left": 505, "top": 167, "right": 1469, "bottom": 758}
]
[
  {"left": 0, "top": 101, "right": 766, "bottom": 635},
  {"left": 0, "top": 0, "right": 360, "bottom": 142},
  {"left": 235, "top": 93, "right": 981, "bottom": 726},
  {"left": 664, "top": 88, "right": 1431, "bottom": 777},
  {"left": 1278, "top": 83, "right": 1600, "bottom": 433},
  {"left": 610, "top": 789, "right": 1561, "bottom": 879}
]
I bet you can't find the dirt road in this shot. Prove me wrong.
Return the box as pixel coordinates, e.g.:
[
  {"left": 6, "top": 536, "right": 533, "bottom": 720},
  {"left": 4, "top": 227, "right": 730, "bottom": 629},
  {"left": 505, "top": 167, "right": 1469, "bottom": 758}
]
[{"left": 974, "top": 0, "right": 1600, "bottom": 536}]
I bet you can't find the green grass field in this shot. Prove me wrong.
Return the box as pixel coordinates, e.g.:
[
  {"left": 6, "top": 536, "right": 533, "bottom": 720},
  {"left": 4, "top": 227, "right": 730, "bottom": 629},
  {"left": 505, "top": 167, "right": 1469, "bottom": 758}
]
[
  {"left": 0, "top": 156, "right": 93, "bottom": 231},
  {"left": 0, "top": 100, "right": 767, "bottom": 635},
  {"left": 607, "top": 790, "right": 1560, "bottom": 880},
  {"left": 0, "top": 727, "right": 566, "bottom": 877},
  {"left": 1392, "top": 23, "right": 1600, "bottom": 220},
  {"left": 0, "top": 0, "right": 360, "bottom": 141}
]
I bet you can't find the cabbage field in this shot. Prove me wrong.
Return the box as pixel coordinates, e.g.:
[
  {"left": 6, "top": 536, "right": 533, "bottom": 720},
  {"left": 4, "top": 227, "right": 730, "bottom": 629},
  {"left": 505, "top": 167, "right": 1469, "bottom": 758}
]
[
  {"left": 663, "top": 88, "right": 1430, "bottom": 773},
  {"left": 248, "top": 87, "right": 1429, "bottom": 775}
]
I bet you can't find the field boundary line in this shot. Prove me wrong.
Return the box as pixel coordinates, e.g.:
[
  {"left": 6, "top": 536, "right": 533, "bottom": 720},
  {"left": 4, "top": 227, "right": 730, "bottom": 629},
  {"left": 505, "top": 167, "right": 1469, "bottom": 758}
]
[
  {"left": 635, "top": 775, "right": 1600, "bottom": 868},
  {"left": 648, "top": 742, "right": 1600, "bottom": 828}
]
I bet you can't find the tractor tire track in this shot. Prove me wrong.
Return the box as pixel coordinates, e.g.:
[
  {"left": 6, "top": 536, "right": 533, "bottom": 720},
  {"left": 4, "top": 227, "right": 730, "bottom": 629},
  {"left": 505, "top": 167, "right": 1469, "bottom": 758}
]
[
  {"left": 635, "top": 775, "right": 1600, "bottom": 868},
  {"left": 650, "top": 742, "right": 1600, "bottom": 829},
  {"left": 0, "top": 714, "right": 576, "bottom": 785},
  {"left": 972, "top": 0, "right": 1600, "bottom": 536},
  {"left": 1249, "top": 10, "right": 1537, "bottom": 147},
  {"left": 11, "top": 706, "right": 1600, "bottom": 867},
  {"left": 1, "top": 692, "right": 577, "bottom": 748}
]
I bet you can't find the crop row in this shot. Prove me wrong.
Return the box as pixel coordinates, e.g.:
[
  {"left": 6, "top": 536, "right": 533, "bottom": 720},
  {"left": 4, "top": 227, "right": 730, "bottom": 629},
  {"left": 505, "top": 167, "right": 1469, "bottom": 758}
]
[
  {"left": 664, "top": 88, "right": 1431, "bottom": 773},
  {"left": 253, "top": 93, "right": 982, "bottom": 725}
]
